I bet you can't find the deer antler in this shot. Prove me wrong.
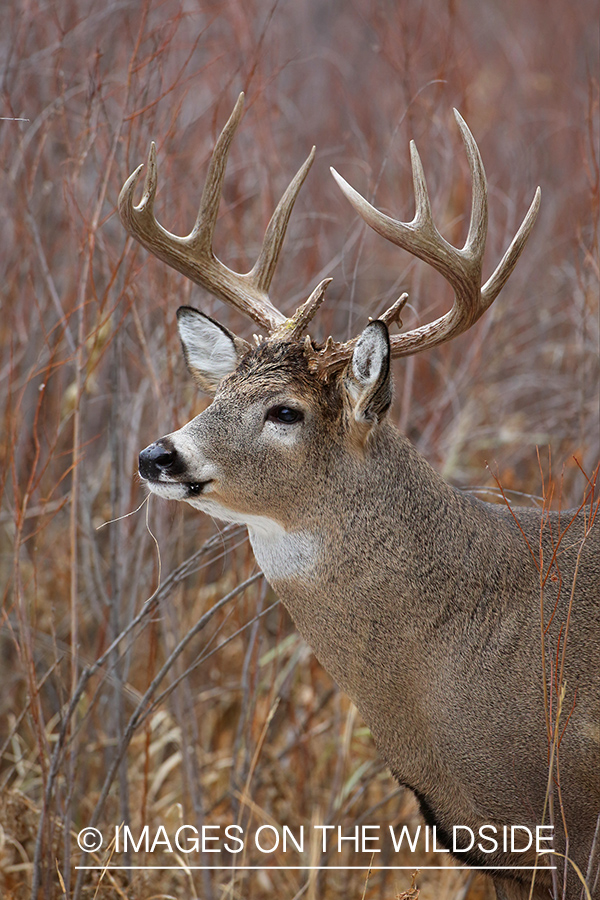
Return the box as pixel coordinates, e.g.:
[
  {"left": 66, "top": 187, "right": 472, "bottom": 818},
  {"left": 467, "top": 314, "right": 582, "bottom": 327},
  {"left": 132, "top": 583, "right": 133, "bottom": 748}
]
[
  {"left": 119, "top": 93, "right": 330, "bottom": 338},
  {"left": 121, "top": 101, "right": 539, "bottom": 375},
  {"left": 312, "top": 110, "right": 541, "bottom": 373}
]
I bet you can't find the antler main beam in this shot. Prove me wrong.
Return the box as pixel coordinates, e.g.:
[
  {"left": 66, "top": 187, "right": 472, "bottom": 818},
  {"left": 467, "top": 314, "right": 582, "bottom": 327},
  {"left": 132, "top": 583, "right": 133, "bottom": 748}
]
[
  {"left": 324, "top": 110, "right": 540, "bottom": 368},
  {"left": 119, "top": 93, "right": 323, "bottom": 335}
]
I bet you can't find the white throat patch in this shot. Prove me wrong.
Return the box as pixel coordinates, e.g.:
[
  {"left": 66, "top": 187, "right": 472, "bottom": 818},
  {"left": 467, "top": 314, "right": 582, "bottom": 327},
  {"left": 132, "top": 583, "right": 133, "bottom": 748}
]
[
  {"left": 163, "top": 490, "right": 318, "bottom": 584},
  {"left": 245, "top": 515, "right": 318, "bottom": 584}
]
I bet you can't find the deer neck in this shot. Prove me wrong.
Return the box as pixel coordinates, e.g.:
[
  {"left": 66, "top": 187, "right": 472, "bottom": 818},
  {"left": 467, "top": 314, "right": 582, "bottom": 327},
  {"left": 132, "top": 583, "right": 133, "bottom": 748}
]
[
  {"left": 250, "top": 423, "right": 471, "bottom": 599},
  {"left": 247, "top": 423, "right": 523, "bottom": 733}
]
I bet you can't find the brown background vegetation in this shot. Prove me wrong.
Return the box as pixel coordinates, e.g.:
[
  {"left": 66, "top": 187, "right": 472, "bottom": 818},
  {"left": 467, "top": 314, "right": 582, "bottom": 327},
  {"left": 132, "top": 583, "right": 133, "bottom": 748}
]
[{"left": 0, "top": 0, "right": 598, "bottom": 898}]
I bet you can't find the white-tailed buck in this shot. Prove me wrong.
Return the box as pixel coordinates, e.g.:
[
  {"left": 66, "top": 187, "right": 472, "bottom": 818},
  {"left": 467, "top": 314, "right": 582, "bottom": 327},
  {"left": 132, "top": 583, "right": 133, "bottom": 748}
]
[{"left": 121, "top": 95, "right": 599, "bottom": 900}]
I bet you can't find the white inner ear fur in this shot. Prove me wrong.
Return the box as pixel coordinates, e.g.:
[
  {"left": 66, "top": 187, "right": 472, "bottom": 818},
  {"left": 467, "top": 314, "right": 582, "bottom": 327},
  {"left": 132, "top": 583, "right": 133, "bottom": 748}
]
[
  {"left": 347, "top": 326, "right": 388, "bottom": 405},
  {"left": 352, "top": 326, "right": 387, "bottom": 385},
  {"left": 178, "top": 314, "right": 238, "bottom": 382}
]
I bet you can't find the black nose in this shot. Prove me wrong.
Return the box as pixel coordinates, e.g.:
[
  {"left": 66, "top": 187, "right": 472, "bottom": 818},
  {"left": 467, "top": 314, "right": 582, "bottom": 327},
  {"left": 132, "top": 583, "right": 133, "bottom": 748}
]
[{"left": 139, "top": 441, "right": 176, "bottom": 480}]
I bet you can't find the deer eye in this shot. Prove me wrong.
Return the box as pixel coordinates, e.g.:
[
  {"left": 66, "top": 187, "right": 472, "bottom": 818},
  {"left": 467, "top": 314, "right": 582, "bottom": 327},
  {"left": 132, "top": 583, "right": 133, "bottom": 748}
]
[{"left": 266, "top": 405, "right": 303, "bottom": 425}]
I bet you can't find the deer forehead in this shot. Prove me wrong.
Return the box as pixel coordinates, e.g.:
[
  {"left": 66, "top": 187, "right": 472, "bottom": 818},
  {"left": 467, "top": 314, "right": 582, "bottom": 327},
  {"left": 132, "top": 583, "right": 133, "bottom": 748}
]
[{"left": 216, "top": 344, "right": 343, "bottom": 416}]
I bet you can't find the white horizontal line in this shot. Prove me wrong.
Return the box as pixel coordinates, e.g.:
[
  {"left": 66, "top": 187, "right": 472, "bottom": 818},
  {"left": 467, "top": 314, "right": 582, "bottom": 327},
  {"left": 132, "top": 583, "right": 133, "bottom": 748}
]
[{"left": 75, "top": 865, "right": 557, "bottom": 871}]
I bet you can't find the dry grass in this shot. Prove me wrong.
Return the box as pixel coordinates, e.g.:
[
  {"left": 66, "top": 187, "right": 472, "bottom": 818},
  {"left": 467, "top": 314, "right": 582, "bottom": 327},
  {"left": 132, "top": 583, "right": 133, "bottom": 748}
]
[{"left": 0, "top": 0, "right": 598, "bottom": 898}]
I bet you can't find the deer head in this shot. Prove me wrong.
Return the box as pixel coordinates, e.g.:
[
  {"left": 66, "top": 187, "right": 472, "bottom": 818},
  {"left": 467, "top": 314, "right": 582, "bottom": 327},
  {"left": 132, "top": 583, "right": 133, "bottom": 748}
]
[{"left": 121, "top": 94, "right": 540, "bottom": 526}]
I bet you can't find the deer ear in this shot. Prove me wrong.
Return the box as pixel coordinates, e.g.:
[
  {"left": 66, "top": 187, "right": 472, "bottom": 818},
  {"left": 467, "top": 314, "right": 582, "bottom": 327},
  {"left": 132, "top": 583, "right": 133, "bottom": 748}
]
[
  {"left": 345, "top": 320, "right": 392, "bottom": 425},
  {"left": 176, "top": 307, "right": 248, "bottom": 394}
]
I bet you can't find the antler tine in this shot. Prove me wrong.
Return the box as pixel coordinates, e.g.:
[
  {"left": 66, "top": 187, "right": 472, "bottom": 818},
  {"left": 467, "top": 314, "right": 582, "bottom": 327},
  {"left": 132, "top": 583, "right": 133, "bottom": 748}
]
[
  {"left": 189, "top": 92, "right": 246, "bottom": 256},
  {"left": 324, "top": 111, "right": 540, "bottom": 370},
  {"left": 118, "top": 142, "right": 160, "bottom": 244},
  {"left": 408, "top": 140, "right": 434, "bottom": 230},
  {"left": 119, "top": 94, "right": 316, "bottom": 335},
  {"left": 453, "top": 109, "right": 488, "bottom": 262},
  {"left": 454, "top": 108, "right": 541, "bottom": 306},
  {"left": 252, "top": 146, "right": 316, "bottom": 295},
  {"left": 277, "top": 277, "right": 333, "bottom": 340},
  {"left": 481, "top": 186, "right": 541, "bottom": 304}
]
